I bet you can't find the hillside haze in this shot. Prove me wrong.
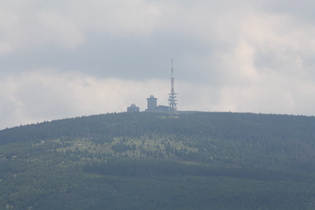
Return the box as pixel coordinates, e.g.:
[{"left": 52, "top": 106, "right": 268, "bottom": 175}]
[{"left": 0, "top": 112, "right": 315, "bottom": 209}]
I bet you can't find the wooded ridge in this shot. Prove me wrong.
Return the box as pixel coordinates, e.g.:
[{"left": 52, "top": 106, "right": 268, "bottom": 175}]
[{"left": 0, "top": 112, "right": 315, "bottom": 209}]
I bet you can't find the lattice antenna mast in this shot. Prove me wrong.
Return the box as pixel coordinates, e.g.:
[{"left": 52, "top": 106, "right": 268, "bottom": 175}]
[{"left": 168, "top": 59, "right": 177, "bottom": 111}]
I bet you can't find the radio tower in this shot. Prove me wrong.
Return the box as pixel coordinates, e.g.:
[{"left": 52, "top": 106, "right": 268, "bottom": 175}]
[{"left": 168, "top": 59, "right": 177, "bottom": 111}]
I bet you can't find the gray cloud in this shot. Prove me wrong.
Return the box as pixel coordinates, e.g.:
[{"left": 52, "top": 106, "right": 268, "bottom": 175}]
[{"left": 1, "top": 0, "right": 315, "bottom": 129}]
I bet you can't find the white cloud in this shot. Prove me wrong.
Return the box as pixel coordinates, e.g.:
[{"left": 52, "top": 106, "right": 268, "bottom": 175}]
[
  {"left": 0, "top": 70, "right": 170, "bottom": 129},
  {"left": 0, "top": 0, "right": 162, "bottom": 54},
  {"left": 1, "top": 63, "right": 315, "bottom": 130}
]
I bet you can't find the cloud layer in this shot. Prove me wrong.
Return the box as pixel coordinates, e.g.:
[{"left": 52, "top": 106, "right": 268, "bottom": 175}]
[{"left": 1, "top": 0, "right": 315, "bottom": 128}]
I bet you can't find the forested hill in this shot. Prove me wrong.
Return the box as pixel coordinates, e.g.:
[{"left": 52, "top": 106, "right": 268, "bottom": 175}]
[
  {"left": 1, "top": 112, "right": 315, "bottom": 209},
  {"left": 1, "top": 111, "right": 315, "bottom": 145}
]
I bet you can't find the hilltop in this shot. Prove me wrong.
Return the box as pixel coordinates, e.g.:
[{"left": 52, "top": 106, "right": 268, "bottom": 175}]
[{"left": 0, "top": 112, "right": 315, "bottom": 209}]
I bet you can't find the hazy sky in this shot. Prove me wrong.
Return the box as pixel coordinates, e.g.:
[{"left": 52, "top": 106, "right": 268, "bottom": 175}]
[{"left": 1, "top": 0, "right": 315, "bottom": 129}]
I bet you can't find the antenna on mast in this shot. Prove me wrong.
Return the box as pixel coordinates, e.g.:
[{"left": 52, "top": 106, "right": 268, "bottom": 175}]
[{"left": 168, "top": 59, "right": 177, "bottom": 111}]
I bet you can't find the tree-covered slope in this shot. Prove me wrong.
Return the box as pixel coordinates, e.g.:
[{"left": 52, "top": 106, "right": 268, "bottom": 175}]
[{"left": 0, "top": 112, "right": 315, "bottom": 209}]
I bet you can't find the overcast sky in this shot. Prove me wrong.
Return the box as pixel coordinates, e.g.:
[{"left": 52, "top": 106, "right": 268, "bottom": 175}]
[{"left": 1, "top": 0, "right": 315, "bottom": 129}]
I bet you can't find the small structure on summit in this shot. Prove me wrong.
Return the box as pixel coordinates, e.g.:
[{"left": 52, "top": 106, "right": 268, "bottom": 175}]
[
  {"left": 146, "top": 95, "right": 157, "bottom": 111},
  {"left": 168, "top": 59, "right": 177, "bottom": 111},
  {"left": 127, "top": 104, "right": 140, "bottom": 112},
  {"left": 126, "top": 60, "right": 178, "bottom": 113},
  {"left": 145, "top": 95, "right": 169, "bottom": 112}
]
